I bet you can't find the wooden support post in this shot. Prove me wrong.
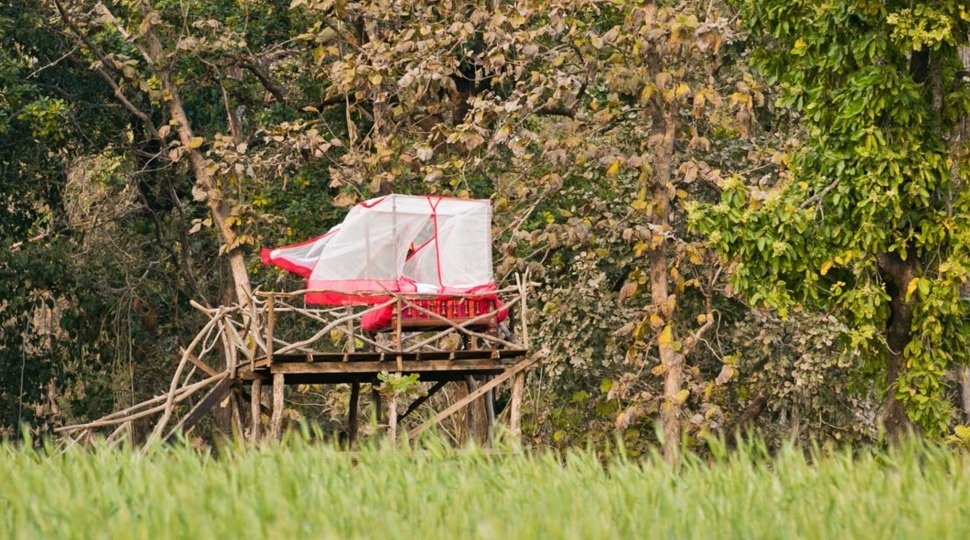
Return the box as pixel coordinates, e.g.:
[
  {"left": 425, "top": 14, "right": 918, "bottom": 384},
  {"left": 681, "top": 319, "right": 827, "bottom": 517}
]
[
  {"left": 388, "top": 395, "right": 398, "bottom": 443},
  {"left": 270, "top": 372, "right": 285, "bottom": 440},
  {"left": 510, "top": 369, "right": 526, "bottom": 442},
  {"left": 266, "top": 294, "right": 275, "bottom": 366},
  {"left": 230, "top": 391, "right": 244, "bottom": 440},
  {"left": 464, "top": 376, "right": 476, "bottom": 439},
  {"left": 372, "top": 387, "right": 382, "bottom": 423},
  {"left": 250, "top": 378, "right": 262, "bottom": 442},
  {"left": 347, "top": 381, "right": 360, "bottom": 446},
  {"left": 485, "top": 384, "right": 496, "bottom": 448}
]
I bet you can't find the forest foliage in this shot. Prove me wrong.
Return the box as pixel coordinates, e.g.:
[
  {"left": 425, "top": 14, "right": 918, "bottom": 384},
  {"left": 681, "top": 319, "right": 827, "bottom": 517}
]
[{"left": 1, "top": 0, "right": 969, "bottom": 456}]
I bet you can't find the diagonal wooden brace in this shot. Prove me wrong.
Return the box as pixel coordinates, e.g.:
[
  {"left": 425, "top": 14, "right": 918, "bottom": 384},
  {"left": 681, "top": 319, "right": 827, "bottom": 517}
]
[
  {"left": 163, "top": 374, "right": 233, "bottom": 442},
  {"left": 407, "top": 356, "right": 537, "bottom": 440}
]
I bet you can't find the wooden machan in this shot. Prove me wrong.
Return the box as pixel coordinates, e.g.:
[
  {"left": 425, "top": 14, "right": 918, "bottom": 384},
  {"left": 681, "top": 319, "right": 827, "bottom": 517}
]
[{"left": 57, "top": 275, "right": 534, "bottom": 448}]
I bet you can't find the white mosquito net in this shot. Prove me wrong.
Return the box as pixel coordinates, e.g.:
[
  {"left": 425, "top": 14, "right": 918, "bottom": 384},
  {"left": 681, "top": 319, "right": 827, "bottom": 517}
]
[{"left": 260, "top": 195, "right": 494, "bottom": 305}]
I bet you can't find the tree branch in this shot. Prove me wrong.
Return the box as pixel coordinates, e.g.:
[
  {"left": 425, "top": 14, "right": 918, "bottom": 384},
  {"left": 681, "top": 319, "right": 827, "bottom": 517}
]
[
  {"left": 51, "top": 0, "right": 161, "bottom": 140},
  {"left": 534, "top": 106, "right": 575, "bottom": 118},
  {"left": 798, "top": 178, "right": 839, "bottom": 210},
  {"left": 238, "top": 59, "right": 286, "bottom": 103}
]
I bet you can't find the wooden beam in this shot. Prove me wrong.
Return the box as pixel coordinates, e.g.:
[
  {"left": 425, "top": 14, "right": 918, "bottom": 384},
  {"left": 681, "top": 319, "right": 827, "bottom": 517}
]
[
  {"left": 182, "top": 349, "right": 218, "bottom": 378},
  {"left": 269, "top": 359, "right": 515, "bottom": 376},
  {"left": 407, "top": 356, "right": 537, "bottom": 440},
  {"left": 398, "top": 380, "right": 449, "bottom": 421},
  {"left": 256, "top": 349, "right": 527, "bottom": 365},
  {"left": 163, "top": 376, "right": 234, "bottom": 442}
]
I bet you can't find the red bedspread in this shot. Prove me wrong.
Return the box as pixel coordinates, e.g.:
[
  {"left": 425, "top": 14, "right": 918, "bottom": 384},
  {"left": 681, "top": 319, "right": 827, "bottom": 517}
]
[{"left": 361, "top": 296, "right": 507, "bottom": 333}]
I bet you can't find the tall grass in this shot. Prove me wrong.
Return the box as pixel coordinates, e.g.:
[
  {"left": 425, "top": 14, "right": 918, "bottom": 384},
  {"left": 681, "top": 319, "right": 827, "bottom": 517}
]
[{"left": 2, "top": 436, "right": 969, "bottom": 539}]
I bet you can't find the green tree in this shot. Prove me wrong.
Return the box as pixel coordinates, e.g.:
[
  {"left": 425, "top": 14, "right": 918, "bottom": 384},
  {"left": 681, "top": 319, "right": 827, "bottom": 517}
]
[{"left": 693, "top": 1, "right": 970, "bottom": 437}]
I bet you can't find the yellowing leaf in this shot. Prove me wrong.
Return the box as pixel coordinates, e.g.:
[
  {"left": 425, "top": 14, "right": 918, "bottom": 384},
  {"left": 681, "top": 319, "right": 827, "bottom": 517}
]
[
  {"left": 650, "top": 313, "right": 664, "bottom": 328},
  {"left": 188, "top": 136, "right": 204, "bottom": 149},
  {"left": 905, "top": 278, "right": 918, "bottom": 301},
  {"left": 675, "top": 83, "right": 691, "bottom": 100},
  {"left": 606, "top": 160, "right": 620, "bottom": 177},
  {"left": 820, "top": 260, "right": 833, "bottom": 276},
  {"left": 673, "top": 389, "right": 690, "bottom": 405},
  {"left": 658, "top": 325, "right": 673, "bottom": 347}
]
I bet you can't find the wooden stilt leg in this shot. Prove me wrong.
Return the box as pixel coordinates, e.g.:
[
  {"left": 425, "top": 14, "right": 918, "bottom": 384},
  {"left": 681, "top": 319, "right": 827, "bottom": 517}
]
[
  {"left": 347, "top": 381, "right": 360, "bottom": 446},
  {"left": 485, "top": 384, "right": 496, "bottom": 448},
  {"left": 465, "top": 377, "right": 476, "bottom": 441},
  {"left": 230, "top": 391, "right": 244, "bottom": 441},
  {"left": 270, "top": 372, "right": 285, "bottom": 440},
  {"left": 372, "top": 386, "right": 382, "bottom": 423},
  {"left": 388, "top": 395, "right": 398, "bottom": 443},
  {"left": 510, "top": 369, "right": 526, "bottom": 442},
  {"left": 250, "top": 378, "right": 262, "bottom": 442}
]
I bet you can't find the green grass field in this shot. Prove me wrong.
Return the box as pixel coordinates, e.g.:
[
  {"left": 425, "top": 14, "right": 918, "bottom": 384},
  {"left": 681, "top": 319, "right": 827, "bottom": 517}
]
[{"left": 2, "top": 436, "right": 969, "bottom": 539}]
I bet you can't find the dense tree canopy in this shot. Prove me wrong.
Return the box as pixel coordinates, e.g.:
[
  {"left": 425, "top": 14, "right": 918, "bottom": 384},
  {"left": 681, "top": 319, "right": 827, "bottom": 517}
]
[
  {"left": 694, "top": 0, "right": 970, "bottom": 436},
  {"left": 2, "top": 0, "right": 969, "bottom": 456}
]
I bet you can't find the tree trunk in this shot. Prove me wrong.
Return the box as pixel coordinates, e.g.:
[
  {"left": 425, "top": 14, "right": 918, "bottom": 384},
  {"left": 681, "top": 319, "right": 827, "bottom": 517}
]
[
  {"left": 137, "top": 0, "right": 253, "bottom": 308},
  {"left": 952, "top": 43, "right": 970, "bottom": 421},
  {"left": 878, "top": 253, "right": 918, "bottom": 440},
  {"left": 960, "top": 368, "right": 970, "bottom": 425},
  {"left": 649, "top": 104, "right": 682, "bottom": 465}
]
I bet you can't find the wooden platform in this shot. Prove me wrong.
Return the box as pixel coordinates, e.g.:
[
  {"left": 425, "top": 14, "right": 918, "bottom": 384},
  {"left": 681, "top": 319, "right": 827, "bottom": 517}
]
[
  {"left": 56, "top": 280, "right": 537, "bottom": 447},
  {"left": 240, "top": 349, "right": 529, "bottom": 384}
]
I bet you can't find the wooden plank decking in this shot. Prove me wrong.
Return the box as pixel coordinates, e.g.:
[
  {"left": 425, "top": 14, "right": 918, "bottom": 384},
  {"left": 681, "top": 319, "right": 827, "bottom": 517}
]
[{"left": 238, "top": 348, "right": 529, "bottom": 384}]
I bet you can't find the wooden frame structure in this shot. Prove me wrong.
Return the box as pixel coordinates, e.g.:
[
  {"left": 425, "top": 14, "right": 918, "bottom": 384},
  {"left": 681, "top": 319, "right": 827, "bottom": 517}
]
[{"left": 57, "top": 276, "right": 534, "bottom": 447}]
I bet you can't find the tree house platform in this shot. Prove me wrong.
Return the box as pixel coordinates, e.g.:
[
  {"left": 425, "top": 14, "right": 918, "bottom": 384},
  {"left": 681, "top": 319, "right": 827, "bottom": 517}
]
[
  {"left": 242, "top": 348, "right": 529, "bottom": 384},
  {"left": 57, "top": 278, "right": 535, "bottom": 448}
]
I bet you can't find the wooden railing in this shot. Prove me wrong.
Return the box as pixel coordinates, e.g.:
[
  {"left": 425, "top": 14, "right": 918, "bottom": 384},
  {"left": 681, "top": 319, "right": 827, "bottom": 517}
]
[{"left": 251, "top": 278, "right": 530, "bottom": 365}]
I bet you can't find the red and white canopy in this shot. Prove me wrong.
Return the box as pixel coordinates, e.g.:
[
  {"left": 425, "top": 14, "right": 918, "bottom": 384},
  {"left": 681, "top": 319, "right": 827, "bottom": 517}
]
[{"left": 260, "top": 195, "right": 495, "bottom": 305}]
